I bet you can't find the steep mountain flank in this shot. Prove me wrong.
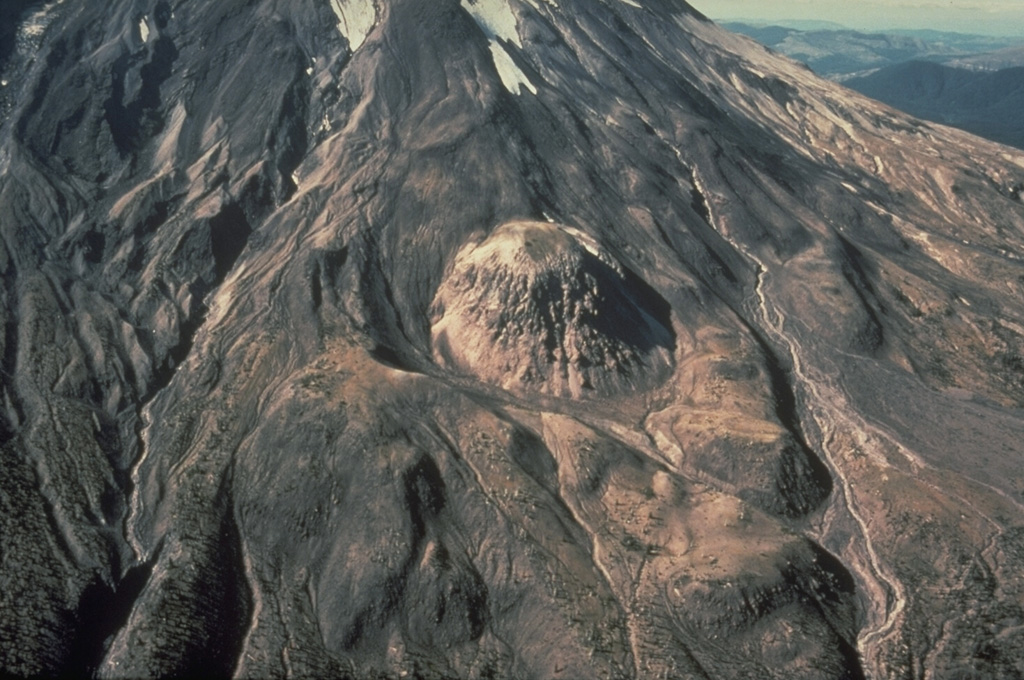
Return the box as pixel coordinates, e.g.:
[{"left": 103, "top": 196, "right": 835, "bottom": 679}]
[{"left": 1, "top": 0, "right": 1024, "bottom": 678}]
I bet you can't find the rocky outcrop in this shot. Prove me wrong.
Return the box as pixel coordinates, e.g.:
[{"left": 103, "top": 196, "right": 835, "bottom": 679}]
[{"left": 431, "top": 221, "right": 675, "bottom": 398}]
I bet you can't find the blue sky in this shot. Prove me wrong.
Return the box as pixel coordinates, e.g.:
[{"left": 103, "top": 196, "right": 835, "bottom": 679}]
[{"left": 690, "top": 0, "right": 1024, "bottom": 37}]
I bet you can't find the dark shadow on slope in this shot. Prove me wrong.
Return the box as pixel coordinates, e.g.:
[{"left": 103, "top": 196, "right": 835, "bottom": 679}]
[
  {"left": 270, "top": 78, "right": 310, "bottom": 200},
  {"left": 782, "top": 543, "right": 867, "bottom": 680},
  {"left": 63, "top": 557, "right": 157, "bottom": 678},
  {"left": 103, "top": 36, "right": 179, "bottom": 156},
  {"left": 145, "top": 201, "right": 253, "bottom": 400},
  {"left": 198, "top": 506, "right": 253, "bottom": 679},
  {"left": 507, "top": 426, "right": 559, "bottom": 498},
  {"left": 744, "top": 323, "right": 834, "bottom": 517},
  {"left": 1, "top": 287, "right": 26, "bottom": 445},
  {"left": 103, "top": 497, "right": 252, "bottom": 677},
  {"left": 210, "top": 203, "right": 253, "bottom": 281},
  {"left": 403, "top": 454, "right": 447, "bottom": 543},
  {"left": 835, "top": 234, "right": 885, "bottom": 354}
]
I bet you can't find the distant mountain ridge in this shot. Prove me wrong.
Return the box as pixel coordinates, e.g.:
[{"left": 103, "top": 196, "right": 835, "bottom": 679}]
[
  {"left": 718, "top": 18, "right": 849, "bottom": 32},
  {"left": 845, "top": 61, "right": 1024, "bottom": 150},
  {"left": 947, "top": 45, "right": 1024, "bottom": 71},
  {"left": 722, "top": 22, "right": 1023, "bottom": 79},
  {"left": 724, "top": 22, "right": 1024, "bottom": 149}
]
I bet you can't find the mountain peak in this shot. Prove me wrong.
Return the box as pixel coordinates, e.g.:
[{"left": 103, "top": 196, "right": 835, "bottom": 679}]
[{"left": 2, "top": 1, "right": 1024, "bottom": 678}]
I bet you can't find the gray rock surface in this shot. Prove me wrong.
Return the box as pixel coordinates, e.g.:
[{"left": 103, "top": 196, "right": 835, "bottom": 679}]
[{"left": 1, "top": 0, "right": 1023, "bottom": 678}]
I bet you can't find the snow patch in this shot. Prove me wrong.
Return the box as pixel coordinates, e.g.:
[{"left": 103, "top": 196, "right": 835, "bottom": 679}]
[
  {"left": 328, "top": 0, "right": 377, "bottom": 51},
  {"left": 461, "top": 0, "right": 521, "bottom": 47},
  {"left": 488, "top": 41, "right": 536, "bottom": 95},
  {"left": 619, "top": 0, "right": 641, "bottom": 6},
  {"left": 138, "top": 17, "right": 150, "bottom": 43}
]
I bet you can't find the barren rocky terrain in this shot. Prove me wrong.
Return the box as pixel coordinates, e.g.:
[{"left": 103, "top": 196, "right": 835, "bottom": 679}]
[{"left": 2, "top": 1, "right": 1024, "bottom": 678}]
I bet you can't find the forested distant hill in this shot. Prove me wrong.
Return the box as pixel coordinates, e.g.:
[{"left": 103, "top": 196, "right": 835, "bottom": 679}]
[
  {"left": 845, "top": 61, "right": 1024, "bottom": 150},
  {"left": 725, "top": 22, "right": 1024, "bottom": 149}
]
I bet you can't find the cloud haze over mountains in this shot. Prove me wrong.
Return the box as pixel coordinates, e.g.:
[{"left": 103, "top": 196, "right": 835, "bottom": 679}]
[{"left": 698, "top": 0, "right": 1024, "bottom": 36}]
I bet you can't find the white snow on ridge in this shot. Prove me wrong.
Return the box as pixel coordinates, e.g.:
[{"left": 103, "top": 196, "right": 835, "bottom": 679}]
[
  {"left": 328, "top": 0, "right": 377, "bottom": 51},
  {"left": 461, "top": 0, "right": 521, "bottom": 47},
  {"left": 488, "top": 41, "right": 536, "bottom": 95},
  {"left": 460, "top": 0, "right": 537, "bottom": 95},
  {"left": 139, "top": 17, "right": 150, "bottom": 42}
]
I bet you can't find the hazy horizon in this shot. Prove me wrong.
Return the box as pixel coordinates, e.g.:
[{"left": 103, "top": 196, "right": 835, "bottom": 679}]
[{"left": 691, "top": 0, "right": 1024, "bottom": 38}]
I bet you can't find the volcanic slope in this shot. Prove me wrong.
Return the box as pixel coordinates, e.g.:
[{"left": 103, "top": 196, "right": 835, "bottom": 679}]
[{"left": 1, "top": 0, "right": 1024, "bottom": 678}]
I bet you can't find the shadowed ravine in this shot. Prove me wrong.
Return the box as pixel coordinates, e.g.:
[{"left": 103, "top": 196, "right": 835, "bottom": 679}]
[{"left": 695, "top": 168, "right": 904, "bottom": 662}]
